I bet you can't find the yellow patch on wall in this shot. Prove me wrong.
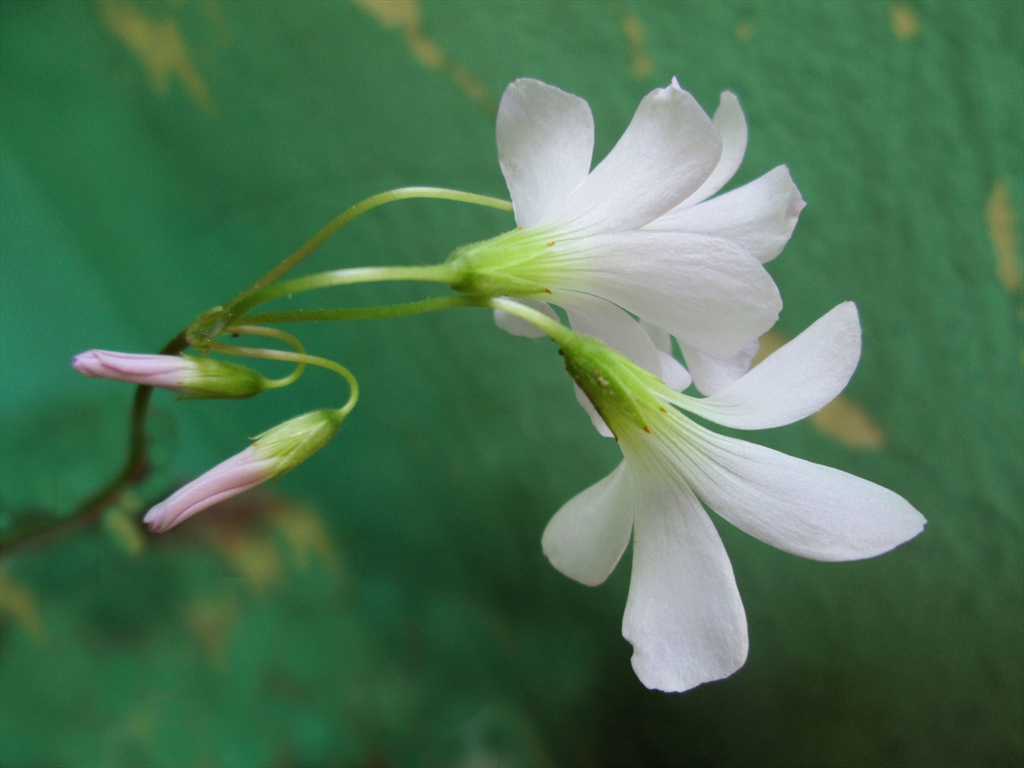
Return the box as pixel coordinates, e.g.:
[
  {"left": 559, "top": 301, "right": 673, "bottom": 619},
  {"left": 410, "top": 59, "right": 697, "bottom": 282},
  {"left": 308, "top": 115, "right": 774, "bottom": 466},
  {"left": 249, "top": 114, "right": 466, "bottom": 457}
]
[
  {"left": 98, "top": 0, "right": 216, "bottom": 114},
  {"left": 0, "top": 571, "right": 49, "bottom": 646},
  {"left": 753, "top": 330, "right": 887, "bottom": 450},
  {"left": 734, "top": 20, "right": 755, "bottom": 42},
  {"left": 986, "top": 179, "right": 1022, "bottom": 294},
  {"left": 621, "top": 14, "right": 654, "bottom": 80},
  {"left": 103, "top": 498, "right": 146, "bottom": 556},
  {"left": 270, "top": 504, "right": 343, "bottom": 575},
  {"left": 354, "top": 0, "right": 494, "bottom": 115},
  {"left": 890, "top": 3, "right": 920, "bottom": 41},
  {"left": 184, "top": 593, "right": 240, "bottom": 668},
  {"left": 203, "top": 525, "right": 282, "bottom": 591}
]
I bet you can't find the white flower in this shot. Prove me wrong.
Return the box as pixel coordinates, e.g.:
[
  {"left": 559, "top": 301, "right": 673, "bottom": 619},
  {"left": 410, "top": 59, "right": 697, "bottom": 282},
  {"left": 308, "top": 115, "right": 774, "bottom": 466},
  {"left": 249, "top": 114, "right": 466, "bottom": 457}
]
[
  {"left": 543, "top": 302, "right": 925, "bottom": 692},
  {"left": 448, "top": 78, "right": 804, "bottom": 401},
  {"left": 144, "top": 409, "right": 343, "bottom": 532}
]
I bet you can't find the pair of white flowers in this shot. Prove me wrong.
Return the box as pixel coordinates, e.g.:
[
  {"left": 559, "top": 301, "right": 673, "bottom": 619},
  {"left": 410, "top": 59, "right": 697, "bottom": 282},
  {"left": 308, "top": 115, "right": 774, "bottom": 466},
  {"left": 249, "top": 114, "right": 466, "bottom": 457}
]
[
  {"left": 457, "top": 79, "right": 923, "bottom": 692},
  {"left": 74, "top": 77, "right": 924, "bottom": 695}
]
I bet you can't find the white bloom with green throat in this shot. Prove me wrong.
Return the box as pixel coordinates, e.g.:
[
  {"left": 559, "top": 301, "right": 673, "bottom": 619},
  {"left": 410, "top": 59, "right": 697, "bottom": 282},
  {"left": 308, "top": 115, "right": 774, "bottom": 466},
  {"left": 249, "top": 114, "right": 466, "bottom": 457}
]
[
  {"left": 508, "top": 299, "right": 925, "bottom": 693},
  {"left": 448, "top": 77, "right": 805, "bottom": 408}
]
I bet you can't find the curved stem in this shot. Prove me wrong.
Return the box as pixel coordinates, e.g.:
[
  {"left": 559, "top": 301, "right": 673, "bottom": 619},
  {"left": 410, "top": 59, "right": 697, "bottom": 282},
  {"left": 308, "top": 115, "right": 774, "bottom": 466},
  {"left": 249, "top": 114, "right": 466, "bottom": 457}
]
[
  {"left": 224, "top": 264, "right": 459, "bottom": 323},
  {"left": 0, "top": 331, "right": 190, "bottom": 556},
  {"left": 243, "top": 294, "right": 487, "bottom": 324},
  {"left": 224, "top": 324, "right": 307, "bottom": 388},
  {"left": 489, "top": 297, "right": 573, "bottom": 345},
  {"left": 219, "top": 187, "right": 512, "bottom": 325},
  {"left": 208, "top": 340, "right": 359, "bottom": 417}
]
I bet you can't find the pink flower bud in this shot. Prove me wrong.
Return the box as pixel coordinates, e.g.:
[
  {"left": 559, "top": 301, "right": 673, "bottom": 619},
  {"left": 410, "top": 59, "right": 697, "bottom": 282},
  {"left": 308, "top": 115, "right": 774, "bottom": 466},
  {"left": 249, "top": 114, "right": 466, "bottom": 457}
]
[
  {"left": 143, "top": 447, "right": 277, "bottom": 533},
  {"left": 143, "top": 409, "right": 344, "bottom": 532},
  {"left": 72, "top": 350, "right": 266, "bottom": 399}
]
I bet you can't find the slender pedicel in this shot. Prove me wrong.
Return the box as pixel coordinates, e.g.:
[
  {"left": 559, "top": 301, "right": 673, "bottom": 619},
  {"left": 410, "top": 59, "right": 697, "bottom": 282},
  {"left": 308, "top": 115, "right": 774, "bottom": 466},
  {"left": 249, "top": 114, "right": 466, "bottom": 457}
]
[
  {"left": 205, "top": 340, "right": 358, "bottom": 416},
  {"left": 219, "top": 264, "right": 460, "bottom": 326},
  {"left": 242, "top": 294, "right": 488, "bottom": 325},
  {"left": 210, "top": 187, "right": 512, "bottom": 335}
]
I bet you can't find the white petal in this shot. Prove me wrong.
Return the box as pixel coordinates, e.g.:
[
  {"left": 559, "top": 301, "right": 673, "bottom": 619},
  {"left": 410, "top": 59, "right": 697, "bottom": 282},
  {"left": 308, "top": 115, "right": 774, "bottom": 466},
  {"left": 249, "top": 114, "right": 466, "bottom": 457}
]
[
  {"left": 574, "top": 382, "right": 615, "bottom": 438},
  {"left": 553, "top": 231, "right": 781, "bottom": 358},
  {"left": 679, "top": 339, "right": 760, "bottom": 396},
  {"left": 551, "top": 290, "right": 661, "bottom": 374},
  {"left": 542, "top": 461, "right": 634, "bottom": 586},
  {"left": 639, "top": 321, "right": 693, "bottom": 390},
  {"left": 639, "top": 320, "right": 672, "bottom": 355},
  {"left": 621, "top": 450, "right": 748, "bottom": 692},
  {"left": 646, "top": 165, "right": 806, "bottom": 264},
  {"left": 676, "top": 91, "right": 748, "bottom": 207},
  {"left": 658, "top": 351, "right": 692, "bottom": 391},
  {"left": 497, "top": 79, "right": 595, "bottom": 229},
  {"left": 540, "top": 79, "right": 722, "bottom": 235},
  {"left": 675, "top": 303, "right": 861, "bottom": 430},
  {"left": 672, "top": 420, "right": 926, "bottom": 561},
  {"left": 492, "top": 298, "right": 560, "bottom": 339}
]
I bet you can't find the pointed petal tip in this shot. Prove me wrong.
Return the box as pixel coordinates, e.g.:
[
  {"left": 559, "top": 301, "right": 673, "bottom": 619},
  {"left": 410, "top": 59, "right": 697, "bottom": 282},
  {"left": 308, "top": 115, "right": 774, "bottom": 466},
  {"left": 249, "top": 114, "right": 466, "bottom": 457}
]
[
  {"left": 142, "top": 502, "right": 166, "bottom": 530},
  {"left": 872, "top": 501, "right": 927, "bottom": 556},
  {"left": 71, "top": 352, "right": 94, "bottom": 375}
]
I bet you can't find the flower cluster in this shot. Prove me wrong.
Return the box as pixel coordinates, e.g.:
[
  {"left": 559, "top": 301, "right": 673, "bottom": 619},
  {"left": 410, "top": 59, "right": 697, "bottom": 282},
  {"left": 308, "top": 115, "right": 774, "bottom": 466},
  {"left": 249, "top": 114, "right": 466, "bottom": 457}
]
[
  {"left": 471, "top": 79, "right": 923, "bottom": 692},
  {"left": 70, "top": 77, "right": 924, "bottom": 694}
]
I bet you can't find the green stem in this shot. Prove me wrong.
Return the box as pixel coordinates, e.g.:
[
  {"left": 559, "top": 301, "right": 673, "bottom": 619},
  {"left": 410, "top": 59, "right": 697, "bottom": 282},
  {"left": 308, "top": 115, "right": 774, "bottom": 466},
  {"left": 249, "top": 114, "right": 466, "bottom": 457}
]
[
  {"left": 225, "top": 325, "right": 307, "bottom": 388},
  {"left": 224, "top": 264, "right": 459, "bottom": 324},
  {"left": 489, "top": 297, "right": 573, "bottom": 345},
  {"left": 208, "top": 341, "right": 359, "bottom": 417},
  {"left": 243, "top": 294, "right": 487, "bottom": 324},
  {"left": 218, "top": 187, "right": 512, "bottom": 326}
]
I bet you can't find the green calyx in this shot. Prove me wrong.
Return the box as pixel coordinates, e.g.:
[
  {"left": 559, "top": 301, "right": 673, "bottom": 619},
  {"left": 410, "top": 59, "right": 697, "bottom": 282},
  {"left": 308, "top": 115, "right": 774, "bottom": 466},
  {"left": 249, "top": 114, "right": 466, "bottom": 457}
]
[
  {"left": 180, "top": 355, "right": 270, "bottom": 399},
  {"left": 252, "top": 409, "right": 345, "bottom": 476},
  {"left": 446, "top": 227, "right": 561, "bottom": 297},
  {"left": 559, "top": 333, "right": 666, "bottom": 438}
]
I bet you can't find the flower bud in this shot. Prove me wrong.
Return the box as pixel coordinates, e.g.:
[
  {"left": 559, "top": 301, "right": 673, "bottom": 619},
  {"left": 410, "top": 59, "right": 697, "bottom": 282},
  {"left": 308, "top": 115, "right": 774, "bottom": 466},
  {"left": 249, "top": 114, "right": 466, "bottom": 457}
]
[
  {"left": 72, "top": 350, "right": 267, "bottom": 399},
  {"left": 143, "top": 409, "right": 344, "bottom": 532}
]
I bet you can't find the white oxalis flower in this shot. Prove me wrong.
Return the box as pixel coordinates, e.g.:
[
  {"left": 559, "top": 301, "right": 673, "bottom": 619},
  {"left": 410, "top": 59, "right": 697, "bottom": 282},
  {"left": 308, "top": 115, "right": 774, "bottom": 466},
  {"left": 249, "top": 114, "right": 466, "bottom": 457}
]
[
  {"left": 448, "top": 78, "right": 805, "bottom": 422},
  {"left": 545, "top": 302, "right": 925, "bottom": 692}
]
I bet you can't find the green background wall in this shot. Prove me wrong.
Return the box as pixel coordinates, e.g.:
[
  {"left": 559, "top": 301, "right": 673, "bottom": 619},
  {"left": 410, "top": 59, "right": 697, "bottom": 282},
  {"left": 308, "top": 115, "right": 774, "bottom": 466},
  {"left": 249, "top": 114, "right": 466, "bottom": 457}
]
[{"left": 1, "top": 1, "right": 1021, "bottom": 765}]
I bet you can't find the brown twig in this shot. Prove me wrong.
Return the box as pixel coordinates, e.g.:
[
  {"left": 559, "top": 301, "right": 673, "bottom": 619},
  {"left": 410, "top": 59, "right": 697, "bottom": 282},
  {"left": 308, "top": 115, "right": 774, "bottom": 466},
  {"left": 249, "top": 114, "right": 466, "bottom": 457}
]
[{"left": 0, "top": 331, "right": 189, "bottom": 557}]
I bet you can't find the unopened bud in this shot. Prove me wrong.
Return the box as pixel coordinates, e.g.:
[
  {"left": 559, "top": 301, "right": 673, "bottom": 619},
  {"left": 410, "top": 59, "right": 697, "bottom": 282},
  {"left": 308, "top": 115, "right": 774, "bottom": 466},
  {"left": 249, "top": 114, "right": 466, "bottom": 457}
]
[
  {"left": 143, "top": 409, "right": 344, "bottom": 532},
  {"left": 73, "top": 350, "right": 266, "bottom": 399}
]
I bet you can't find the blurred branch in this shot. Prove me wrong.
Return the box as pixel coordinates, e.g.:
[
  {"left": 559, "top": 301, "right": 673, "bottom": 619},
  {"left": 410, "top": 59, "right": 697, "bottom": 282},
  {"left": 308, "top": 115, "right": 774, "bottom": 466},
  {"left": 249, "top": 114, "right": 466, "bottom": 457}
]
[{"left": 0, "top": 331, "right": 189, "bottom": 557}]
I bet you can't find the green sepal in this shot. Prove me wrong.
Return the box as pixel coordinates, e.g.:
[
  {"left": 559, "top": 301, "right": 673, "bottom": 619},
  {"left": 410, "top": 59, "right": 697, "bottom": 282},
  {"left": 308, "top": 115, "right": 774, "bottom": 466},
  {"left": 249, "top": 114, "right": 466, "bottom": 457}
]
[
  {"left": 446, "top": 227, "right": 558, "bottom": 297},
  {"left": 252, "top": 409, "right": 345, "bottom": 476},
  {"left": 177, "top": 355, "right": 269, "bottom": 400},
  {"left": 559, "top": 333, "right": 665, "bottom": 437}
]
